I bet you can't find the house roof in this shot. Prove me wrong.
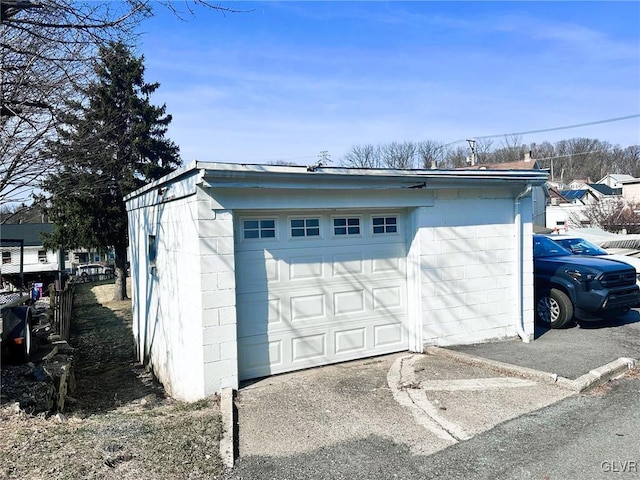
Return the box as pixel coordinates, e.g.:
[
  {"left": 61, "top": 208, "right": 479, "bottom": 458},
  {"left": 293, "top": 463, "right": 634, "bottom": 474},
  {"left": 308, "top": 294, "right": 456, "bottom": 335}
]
[
  {"left": 558, "top": 190, "right": 588, "bottom": 201},
  {"left": 587, "top": 183, "right": 621, "bottom": 196},
  {"left": 125, "top": 161, "right": 549, "bottom": 201},
  {"left": 549, "top": 188, "right": 571, "bottom": 203},
  {"left": 616, "top": 178, "right": 640, "bottom": 185},
  {"left": 0, "top": 223, "right": 53, "bottom": 247},
  {"left": 597, "top": 173, "right": 635, "bottom": 184},
  {"left": 569, "top": 178, "right": 591, "bottom": 186},
  {"left": 461, "top": 159, "right": 543, "bottom": 171}
]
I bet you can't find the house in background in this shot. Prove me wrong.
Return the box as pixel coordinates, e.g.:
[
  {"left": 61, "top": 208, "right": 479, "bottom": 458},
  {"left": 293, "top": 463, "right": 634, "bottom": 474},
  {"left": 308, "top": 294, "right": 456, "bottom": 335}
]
[
  {"left": 620, "top": 178, "right": 640, "bottom": 204},
  {"left": 557, "top": 189, "right": 599, "bottom": 206},
  {"left": 567, "top": 178, "right": 592, "bottom": 190},
  {"left": 0, "top": 223, "right": 60, "bottom": 290},
  {"left": 126, "top": 161, "right": 546, "bottom": 401},
  {"left": 546, "top": 174, "right": 633, "bottom": 231},
  {"left": 461, "top": 152, "right": 548, "bottom": 229},
  {"left": 546, "top": 180, "right": 567, "bottom": 191},
  {"left": 587, "top": 183, "right": 622, "bottom": 199},
  {"left": 0, "top": 222, "right": 114, "bottom": 290},
  {"left": 546, "top": 188, "right": 602, "bottom": 230},
  {"left": 546, "top": 189, "right": 572, "bottom": 232},
  {"left": 598, "top": 173, "right": 635, "bottom": 190}
]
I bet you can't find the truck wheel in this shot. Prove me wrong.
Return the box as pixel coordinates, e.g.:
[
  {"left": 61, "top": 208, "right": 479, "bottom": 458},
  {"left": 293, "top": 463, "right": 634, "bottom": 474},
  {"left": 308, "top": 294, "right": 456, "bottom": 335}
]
[
  {"left": 8, "top": 307, "right": 34, "bottom": 363},
  {"left": 536, "top": 288, "right": 573, "bottom": 328}
]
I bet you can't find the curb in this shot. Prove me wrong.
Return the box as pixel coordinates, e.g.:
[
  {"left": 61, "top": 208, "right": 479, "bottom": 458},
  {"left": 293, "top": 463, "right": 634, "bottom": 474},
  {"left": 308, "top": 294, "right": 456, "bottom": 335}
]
[
  {"left": 219, "top": 387, "right": 236, "bottom": 469},
  {"left": 424, "top": 346, "right": 638, "bottom": 393},
  {"left": 572, "top": 357, "right": 637, "bottom": 392}
]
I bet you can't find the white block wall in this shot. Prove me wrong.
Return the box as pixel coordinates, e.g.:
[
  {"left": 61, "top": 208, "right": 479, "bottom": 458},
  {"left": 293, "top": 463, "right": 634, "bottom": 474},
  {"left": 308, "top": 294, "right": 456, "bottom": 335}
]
[
  {"left": 198, "top": 204, "right": 238, "bottom": 396},
  {"left": 417, "top": 189, "right": 534, "bottom": 346},
  {"left": 129, "top": 190, "right": 206, "bottom": 401}
]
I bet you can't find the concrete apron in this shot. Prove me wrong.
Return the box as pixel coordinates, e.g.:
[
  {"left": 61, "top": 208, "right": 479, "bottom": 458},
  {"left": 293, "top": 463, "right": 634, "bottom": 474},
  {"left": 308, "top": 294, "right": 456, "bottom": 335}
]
[
  {"left": 234, "top": 352, "right": 453, "bottom": 459},
  {"left": 231, "top": 346, "right": 632, "bottom": 463},
  {"left": 392, "top": 352, "right": 574, "bottom": 443}
]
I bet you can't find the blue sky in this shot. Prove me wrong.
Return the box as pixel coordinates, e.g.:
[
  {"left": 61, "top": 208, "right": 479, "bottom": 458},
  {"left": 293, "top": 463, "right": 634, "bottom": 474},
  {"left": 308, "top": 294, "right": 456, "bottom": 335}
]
[{"left": 139, "top": 1, "right": 640, "bottom": 165}]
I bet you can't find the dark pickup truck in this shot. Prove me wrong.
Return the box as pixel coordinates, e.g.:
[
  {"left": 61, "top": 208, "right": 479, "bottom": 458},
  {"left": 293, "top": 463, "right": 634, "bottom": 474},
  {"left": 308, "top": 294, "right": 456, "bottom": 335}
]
[
  {"left": 0, "top": 292, "right": 34, "bottom": 362},
  {"left": 533, "top": 234, "right": 640, "bottom": 328}
]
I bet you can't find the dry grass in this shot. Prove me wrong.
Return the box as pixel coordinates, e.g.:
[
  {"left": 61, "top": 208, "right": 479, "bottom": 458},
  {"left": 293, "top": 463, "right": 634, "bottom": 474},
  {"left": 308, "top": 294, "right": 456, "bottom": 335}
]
[{"left": 0, "top": 281, "right": 224, "bottom": 480}]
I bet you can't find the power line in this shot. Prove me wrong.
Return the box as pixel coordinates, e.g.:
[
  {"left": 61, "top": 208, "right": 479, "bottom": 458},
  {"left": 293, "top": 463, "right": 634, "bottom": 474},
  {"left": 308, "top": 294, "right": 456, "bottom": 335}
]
[
  {"left": 534, "top": 150, "right": 605, "bottom": 161},
  {"left": 474, "top": 114, "right": 640, "bottom": 140},
  {"left": 444, "top": 114, "right": 640, "bottom": 147}
]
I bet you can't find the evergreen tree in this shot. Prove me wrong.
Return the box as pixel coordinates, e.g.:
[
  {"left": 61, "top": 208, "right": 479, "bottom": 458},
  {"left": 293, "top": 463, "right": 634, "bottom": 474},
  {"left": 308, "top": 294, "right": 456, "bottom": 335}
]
[{"left": 41, "top": 41, "right": 180, "bottom": 300}]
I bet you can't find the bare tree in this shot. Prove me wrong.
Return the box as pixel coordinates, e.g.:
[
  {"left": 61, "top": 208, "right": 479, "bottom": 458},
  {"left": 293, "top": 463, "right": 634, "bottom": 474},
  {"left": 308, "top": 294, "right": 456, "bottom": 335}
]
[
  {"left": 473, "top": 138, "right": 494, "bottom": 164},
  {"left": 0, "top": 0, "right": 238, "bottom": 217},
  {"left": 489, "top": 135, "right": 528, "bottom": 164},
  {"left": 381, "top": 141, "right": 417, "bottom": 169},
  {"left": 621, "top": 145, "right": 640, "bottom": 177},
  {"left": 417, "top": 140, "right": 446, "bottom": 169},
  {"left": 2, "top": 1, "right": 145, "bottom": 210},
  {"left": 342, "top": 144, "right": 382, "bottom": 168},
  {"left": 441, "top": 145, "right": 469, "bottom": 169},
  {"left": 340, "top": 137, "right": 639, "bottom": 176},
  {"left": 569, "top": 197, "right": 640, "bottom": 233}
]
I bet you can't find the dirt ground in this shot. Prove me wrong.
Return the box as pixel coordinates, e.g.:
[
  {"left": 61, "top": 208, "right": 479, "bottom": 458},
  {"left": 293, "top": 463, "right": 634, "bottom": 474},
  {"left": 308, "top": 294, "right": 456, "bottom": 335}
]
[{"left": 0, "top": 280, "right": 224, "bottom": 479}]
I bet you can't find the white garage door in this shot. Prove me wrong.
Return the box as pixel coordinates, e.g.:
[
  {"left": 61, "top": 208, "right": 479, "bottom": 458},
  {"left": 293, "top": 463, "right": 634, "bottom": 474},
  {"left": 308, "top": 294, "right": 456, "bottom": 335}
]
[{"left": 235, "top": 210, "right": 408, "bottom": 380}]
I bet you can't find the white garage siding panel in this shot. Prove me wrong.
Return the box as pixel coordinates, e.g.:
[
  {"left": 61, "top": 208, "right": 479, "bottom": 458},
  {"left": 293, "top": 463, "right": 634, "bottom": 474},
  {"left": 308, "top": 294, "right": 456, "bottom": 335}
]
[{"left": 235, "top": 210, "right": 408, "bottom": 380}]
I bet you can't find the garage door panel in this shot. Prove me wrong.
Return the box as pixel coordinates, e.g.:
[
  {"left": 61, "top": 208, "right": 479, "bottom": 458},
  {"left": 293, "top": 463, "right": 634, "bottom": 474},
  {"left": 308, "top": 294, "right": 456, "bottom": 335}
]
[
  {"left": 236, "top": 252, "right": 280, "bottom": 293},
  {"left": 373, "top": 285, "right": 404, "bottom": 311},
  {"left": 236, "top": 296, "right": 282, "bottom": 337},
  {"left": 372, "top": 254, "right": 404, "bottom": 275},
  {"left": 238, "top": 337, "right": 283, "bottom": 378},
  {"left": 236, "top": 209, "right": 408, "bottom": 380},
  {"left": 292, "top": 333, "right": 327, "bottom": 362},
  {"left": 332, "top": 252, "right": 365, "bottom": 277},
  {"left": 239, "top": 320, "right": 405, "bottom": 378},
  {"left": 241, "top": 295, "right": 398, "bottom": 336},
  {"left": 289, "top": 254, "right": 324, "bottom": 280},
  {"left": 333, "top": 289, "right": 366, "bottom": 315},
  {"left": 374, "top": 323, "right": 404, "bottom": 347},
  {"left": 334, "top": 327, "right": 366, "bottom": 354},
  {"left": 290, "top": 293, "right": 326, "bottom": 321}
]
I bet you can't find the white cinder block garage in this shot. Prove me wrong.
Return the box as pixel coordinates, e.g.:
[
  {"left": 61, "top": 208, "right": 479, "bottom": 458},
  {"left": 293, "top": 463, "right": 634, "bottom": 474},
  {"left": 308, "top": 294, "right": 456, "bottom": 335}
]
[{"left": 125, "top": 162, "right": 546, "bottom": 401}]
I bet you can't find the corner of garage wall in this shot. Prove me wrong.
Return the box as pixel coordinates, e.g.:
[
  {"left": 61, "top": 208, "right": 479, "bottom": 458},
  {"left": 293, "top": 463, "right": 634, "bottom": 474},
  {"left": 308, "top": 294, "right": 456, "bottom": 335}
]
[
  {"left": 197, "top": 194, "right": 239, "bottom": 396},
  {"left": 128, "top": 186, "right": 207, "bottom": 402}
]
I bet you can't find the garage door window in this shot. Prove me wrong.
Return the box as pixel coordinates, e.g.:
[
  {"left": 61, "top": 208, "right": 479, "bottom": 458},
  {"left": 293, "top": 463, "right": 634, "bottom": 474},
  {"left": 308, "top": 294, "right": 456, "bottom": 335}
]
[
  {"left": 244, "top": 219, "right": 276, "bottom": 239},
  {"left": 333, "top": 217, "right": 360, "bottom": 236},
  {"left": 290, "top": 218, "right": 320, "bottom": 238},
  {"left": 372, "top": 216, "right": 398, "bottom": 234}
]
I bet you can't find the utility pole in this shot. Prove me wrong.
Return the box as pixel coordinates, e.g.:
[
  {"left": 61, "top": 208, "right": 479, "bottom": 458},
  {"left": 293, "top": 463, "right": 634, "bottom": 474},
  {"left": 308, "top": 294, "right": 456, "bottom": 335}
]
[
  {"left": 308, "top": 151, "right": 330, "bottom": 172},
  {"left": 318, "top": 150, "right": 330, "bottom": 166},
  {"left": 466, "top": 139, "right": 477, "bottom": 166}
]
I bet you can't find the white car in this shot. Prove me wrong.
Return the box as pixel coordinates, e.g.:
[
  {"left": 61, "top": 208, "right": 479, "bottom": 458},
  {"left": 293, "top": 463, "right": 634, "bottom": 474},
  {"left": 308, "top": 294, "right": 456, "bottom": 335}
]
[
  {"left": 75, "top": 263, "right": 113, "bottom": 277},
  {"left": 546, "top": 235, "right": 640, "bottom": 287}
]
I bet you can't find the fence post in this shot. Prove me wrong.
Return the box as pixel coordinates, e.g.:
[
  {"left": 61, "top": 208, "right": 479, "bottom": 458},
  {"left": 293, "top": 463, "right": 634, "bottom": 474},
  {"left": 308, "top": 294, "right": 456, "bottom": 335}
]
[{"left": 48, "top": 281, "right": 74, "bottom": 341}]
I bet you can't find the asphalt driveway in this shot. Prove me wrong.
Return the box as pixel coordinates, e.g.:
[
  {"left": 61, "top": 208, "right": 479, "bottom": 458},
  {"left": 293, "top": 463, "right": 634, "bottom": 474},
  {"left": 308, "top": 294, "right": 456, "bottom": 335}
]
[
  {"left": 225, "top": 314, "right": 640, "bottom": 479},
  {"left": 449, "top": 310, "right": 640, "bottom": 379}
]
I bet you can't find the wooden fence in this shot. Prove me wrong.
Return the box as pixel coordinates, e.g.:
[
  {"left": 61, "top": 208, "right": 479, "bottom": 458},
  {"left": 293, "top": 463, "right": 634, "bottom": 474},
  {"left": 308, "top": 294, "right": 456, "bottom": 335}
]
[{"left": 49, "top": 282, "right": 75, "bottom": 341}]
